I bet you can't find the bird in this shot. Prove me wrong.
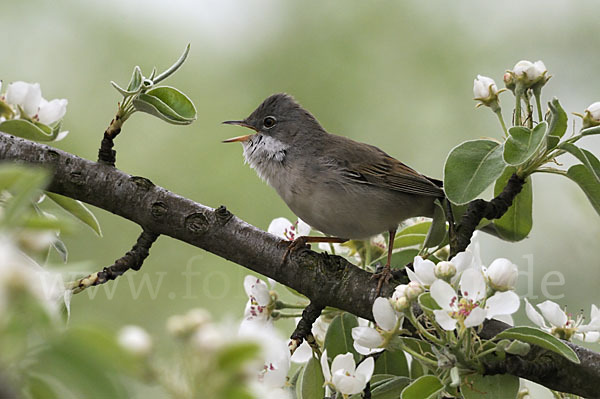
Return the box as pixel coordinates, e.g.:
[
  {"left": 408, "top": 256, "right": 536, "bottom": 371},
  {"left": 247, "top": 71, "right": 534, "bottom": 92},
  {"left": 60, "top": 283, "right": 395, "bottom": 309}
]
[{"left": 223, "top": 93, "right": 445, "bottom": 294}]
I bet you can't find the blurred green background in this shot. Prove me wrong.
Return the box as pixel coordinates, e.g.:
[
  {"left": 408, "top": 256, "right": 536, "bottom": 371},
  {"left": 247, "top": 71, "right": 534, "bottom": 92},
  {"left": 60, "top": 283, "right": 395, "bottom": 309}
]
[{"left": 3, "top": 0, "right": 600, "bottom": 375}]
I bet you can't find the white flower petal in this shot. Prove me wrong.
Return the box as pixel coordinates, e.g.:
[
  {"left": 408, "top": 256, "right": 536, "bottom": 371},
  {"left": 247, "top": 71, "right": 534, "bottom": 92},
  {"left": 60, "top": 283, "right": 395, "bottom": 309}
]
[
  {"left": 353, "top": 340, "right": 383, "bottom": 356},
  {"left": 296, "top": 218, "right": 311, "bottom": 236},
  {"left": 243, "top": 275, "right": 271, "bottom": 306},
  {"left": 537, "top": 300, "right": 568, "bottom": 328},
  {"left": 575, "top": 331, "right": 600, "bottom": 343},
  {"left": 460, "top": 269, "right": 486, "bottom": 302},
  {"left": 486, "top": 258, "right": 518, "bottom": 291},
  {"left": 464, "top": 307, "right": 487, "bottom": 328},
  {"left": 6, "top": 81, "right": 42, "bottom": 116},
  {"left": 37, "top": 98, "right": 67, "bottom": 125},
  {"left": 430, "top": 279, "right": 457, "bottom": 311},
  {"left": 331, "top": 353, "right": 356, "bottom": 375},
  {"left": 524, "top": 298, "right": 548, "bottom": 329},
  {"left": 290, "top": 340, "right": 312, "bottom": 363},
  {"left": 268, "top": 217, "right": 294, "bottom": 240},
  {"left": 351, "top": 326, "right": 384, "bottom": 350},
  {"left": 355, "top": 357, "right": 375, "bottom": 384},
  {"left": 485, "top": 291, "right": 520, "bottom": 319},
  {"left": 492, "top": 314, "right": 514, "bottom": 326},
  {"left": 332, "top": 370, "right": 366, "bottom": 395},
  {"left": 586, "top": 102, "right": 600, "bottom": 121},
  {"left": 433, "top": 309, "right": 457, "bottom": 330},
  {"left": 320, "top": 349, "right": 331, "bottom": 382},
  {"left": 372, "top": 297, "right": 398, "bottom": 331},
  {"left": 413, "top": 256, "right": 437, "bottom": 285},
  {"left": 54, "top": 130, "right": 69, "bottom": 142}
]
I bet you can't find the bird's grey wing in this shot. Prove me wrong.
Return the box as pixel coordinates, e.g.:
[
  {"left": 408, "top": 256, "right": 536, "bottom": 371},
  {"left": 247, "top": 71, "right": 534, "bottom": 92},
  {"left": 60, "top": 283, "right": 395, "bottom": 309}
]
[{"left": 326, "top": 136, "right": 444, "bottom": 198}]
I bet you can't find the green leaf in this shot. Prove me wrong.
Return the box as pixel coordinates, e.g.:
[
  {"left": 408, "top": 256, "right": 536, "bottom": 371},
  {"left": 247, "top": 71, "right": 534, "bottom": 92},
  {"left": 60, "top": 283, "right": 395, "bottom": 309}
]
[
  {"left": 443, "top": 139, "right": 506, "bottom": 205},
  {"left": 374, "top": 350, "right": 409, "bottom": 377},
  {"left": 393, "top": 234, "right": 427, "bottom": 249},
  {"left": 495, "top": 326, "right": 580, "bottom": 364},
  {"left": 423, "top": 199, "right": 446, "bottom": 248},
  {"left": 1, "top": 167, "right": 49, "bottom": 226},
  {"left": 410, "top": 357, "right": 425, "bottom": 379},
  {"left": 581, "top": 125, "right": 600, "bottom": 136},
  {"left": 46, "top": 192, "right": 102, "bottom": 236},
  {"left": 390, "top": 249, "right": 420, "bottom": 269},
  {"left": 370, "top": 376, "right": 411, "bottom": 399},
  {"left": 153, "top": 43, "right": 191, "bottom": 84},
  {"left": 503, "top": 122, "right": 548, "bottom": 166},
  {"left": 0, "top": 119, "right": 56, "bottom": 141},
  {"left": 492, "top": 167, "right": 532, "bottom": 241},
  {"left": 566, "top": 164, "right": 600, "bottom": 216},
  {"left": 559, "top": 143, "right": 600, "bottom": 183},
  {"left": 400, "top": 375, "right": 443, "bottom": 399},
  {"left": 398, "top": 221, "right": 432, "bottom": 236},
  {"left": 51, "top": 236, "right": 69, "bottom": 263},
  {"left": 323, "top": 313, "right": 359, "bottom": 362},
  {"left": 133, "top": 86, "right": 196, "bottom": 125},
  {"left": 460, "top": 374, "right": 520, "bottom": 399},
  {"left": 547, "top": 98, "right": 568, "bottom": 147},
  {"left": 418, "top": 292, "right": 441, "bottom": 313},
  {"left": 300, "top": 356, "right": 325, "bottom": 399},
  {"left": 127, "top": 66, "right": 143, "bottom": 93}
]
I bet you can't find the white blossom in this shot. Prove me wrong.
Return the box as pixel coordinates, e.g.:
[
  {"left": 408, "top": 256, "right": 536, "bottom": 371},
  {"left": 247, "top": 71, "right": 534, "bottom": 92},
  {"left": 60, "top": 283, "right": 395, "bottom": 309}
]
[
  {"left": 585, "top": 102, "right": 600, "bottom": 122},
  {"left": 484, "top": 258, "right": 518, "bottom": 291},
  {"left": 321, "top": 350, "right": 374, "bottom": 396},
  {"left": 431, "top": 269, "right": 519, "bottom": 331},
  {"left": 5, "top": 81, "right": 68, "bottom": 125},
  {"left": 352, "top": 297, "right": 402, "bottom": 355},
  {"left": 240, "top": 275, "right": 274, "bottom": 329},
  {"left": 406, "top": 256, "right": 437, "bottom": 287},
  {"left": 512, "top": 60, "right": 547, "bottom": 84},
  {"left": 268, "top": 217, "right": 310, "bottom": 241},
  {"left": 525, "top": 299, "right": 600, "bottom": 342},
  {"left": 473, "top": 75, "right": 498, "bottom": 99},
  {"left": 117, "top": 325, "right": 152, "bottom": 356}
]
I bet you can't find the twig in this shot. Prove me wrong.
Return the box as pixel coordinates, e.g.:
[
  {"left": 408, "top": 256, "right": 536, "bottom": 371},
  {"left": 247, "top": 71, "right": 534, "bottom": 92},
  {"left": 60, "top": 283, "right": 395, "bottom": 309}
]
[
  {"left": 450, "top": 173, "right": 525, "bottom": 258},
  {"left": 67, "top": 229, "right": 159, "bottom": 293},
  {"left": 289, "top": 302, "right": 324, "bottom": 355}
]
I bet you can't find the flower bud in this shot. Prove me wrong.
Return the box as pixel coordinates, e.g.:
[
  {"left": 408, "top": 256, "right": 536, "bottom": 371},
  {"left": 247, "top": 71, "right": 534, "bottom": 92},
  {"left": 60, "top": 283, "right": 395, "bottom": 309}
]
[
  {"left": 434, "top": 261, "right": 456, "bottom": 280},
  {"left": 473, "top": 75, "right": 498, "bottom": 100},
  {"left": 582, "top": 102, "right": 600, "bottom": 128},
  {"left": 511, "top": 60, "right": 549, "bottom": 89},
  {"left": 486, "top": 258, "right": 518, "bottom": 291},
  {"left": 405, "top": 281, "right": 424, "bottom": 301},
  {"left": 118, "top": 325, "right": 152, "bottom": 356}
]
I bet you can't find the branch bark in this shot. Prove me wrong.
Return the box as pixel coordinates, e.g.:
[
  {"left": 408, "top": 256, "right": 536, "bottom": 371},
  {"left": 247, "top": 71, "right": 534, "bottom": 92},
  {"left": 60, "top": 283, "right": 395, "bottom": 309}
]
[{"left": 1, "top": 132, "right": 599, "bottom": 397}]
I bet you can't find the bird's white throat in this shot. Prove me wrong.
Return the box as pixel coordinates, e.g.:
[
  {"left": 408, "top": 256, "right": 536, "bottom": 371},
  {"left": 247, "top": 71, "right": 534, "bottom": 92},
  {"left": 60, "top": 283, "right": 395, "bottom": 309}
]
[{"left": 242, "top": 134, "right": 289, "bottom": 186}]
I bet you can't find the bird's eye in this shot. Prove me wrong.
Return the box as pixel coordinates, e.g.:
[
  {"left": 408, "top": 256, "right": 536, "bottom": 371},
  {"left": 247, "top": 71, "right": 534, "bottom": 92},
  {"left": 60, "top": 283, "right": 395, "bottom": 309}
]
[{"left": 263, "top": 116, "right": 277, "bottom": 129}]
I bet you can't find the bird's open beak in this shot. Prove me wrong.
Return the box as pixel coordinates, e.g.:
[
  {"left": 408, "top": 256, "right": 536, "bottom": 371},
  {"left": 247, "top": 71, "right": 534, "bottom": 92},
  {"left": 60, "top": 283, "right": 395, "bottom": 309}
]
[{"left": 222, "top": 120, "right": 256, "bottom": 143}]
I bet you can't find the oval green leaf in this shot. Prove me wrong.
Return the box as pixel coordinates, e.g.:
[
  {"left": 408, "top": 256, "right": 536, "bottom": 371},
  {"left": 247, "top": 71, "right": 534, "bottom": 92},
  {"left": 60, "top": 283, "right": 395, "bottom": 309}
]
[
  {"left": 503, "top": 122, "right": 548, "bottom": 166},
  {"left": 423, "top": 199, "right": 446, "bottom": 248},
  {"left": 495, "top": 326, "right": 580, "bottom": 364},
  {"left": 418, "top": 292, "right": 441, "bottom": 313},
  {"left": 400, "top": 375, "right": 443, "bottom": 399},
  {"left": 370, "top": 376, "right": 411, "bottom": 399},
  {"left": 126, "top": 66, "right": 143, "bottom": 93},
  {"left": 444, "top": 139, "right": 506, "bottom": 205},
  {"left": 581, "top": 125, "right": 600, "bottom": 136},
  {"left": 46, "top": 192, "right": 102, "bottom": 236},
  {"left": 393, "top": 234, "right": 427, "bottom": 249},
  {"left": 300, "top": 356, "right": 325, "bottom": 399},
  {"left": 547, "top": 98, "right": 567, "bottom": 146},
  {"left": 566, "top": 164, "right": 600, "bottom": 216},
  {"left": 460, "top": 374, "right": 520, "bottom": 399},
  {"left": 559, "top": 142, "right": 600, "bottom": 183},
  {"left": 323, "top": 313, "right": 359, "bottom": 362},
  {"left": 146, "top": 86, "right": 196, "bottom": 119},
  {"left": 492, "top": 167, "right": 532, "bottom": 241},
  {"left": 374, "top": 350, "right": 409, "bottom": 377},
  {"left": 397, "top": 221, "right": 432, "bottom": 236},
  {"left": 0, "top": 119, "right": 55, "bottom": 141}
]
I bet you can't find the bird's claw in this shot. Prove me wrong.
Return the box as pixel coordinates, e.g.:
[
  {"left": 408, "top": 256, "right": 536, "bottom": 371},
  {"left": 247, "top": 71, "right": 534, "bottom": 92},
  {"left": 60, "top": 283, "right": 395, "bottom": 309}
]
[
  {"left": 282, "top": 236, "right": 310, "bottom": 265},
  {"left": 371, "top": 266, "right": 393, "bottom": 296}
]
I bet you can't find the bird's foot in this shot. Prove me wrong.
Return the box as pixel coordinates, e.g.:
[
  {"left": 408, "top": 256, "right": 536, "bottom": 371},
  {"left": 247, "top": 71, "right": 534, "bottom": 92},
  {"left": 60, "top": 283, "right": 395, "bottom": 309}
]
[
  {"left": 371, "top": 265, "right": 393, "bottom": 297},
  {"left": 282, "top": 236, "right": 311, "bottom": 265}
]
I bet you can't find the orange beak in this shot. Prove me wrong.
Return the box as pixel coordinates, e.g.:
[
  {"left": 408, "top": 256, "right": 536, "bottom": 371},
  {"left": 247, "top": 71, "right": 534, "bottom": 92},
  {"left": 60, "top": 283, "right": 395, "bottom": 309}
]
[{"left": 222, "top": 120, "right": 256, "bottom": 143}]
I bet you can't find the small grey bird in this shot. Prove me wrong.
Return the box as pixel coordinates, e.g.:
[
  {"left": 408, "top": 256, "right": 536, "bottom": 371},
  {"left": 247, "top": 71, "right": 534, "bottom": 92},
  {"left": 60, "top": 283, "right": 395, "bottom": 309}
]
[{"left": 223, "top": 93, "right": 445, "bottom": 292}]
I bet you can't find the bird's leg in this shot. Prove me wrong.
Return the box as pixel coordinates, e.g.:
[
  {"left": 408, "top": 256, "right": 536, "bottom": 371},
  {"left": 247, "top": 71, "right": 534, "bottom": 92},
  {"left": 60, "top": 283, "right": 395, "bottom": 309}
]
[
  {"left": 282, "top": 236, "right": 348, "bottom": 264},
  {"left": 372, "top": 228, "right": 396, "bottom": 296}
]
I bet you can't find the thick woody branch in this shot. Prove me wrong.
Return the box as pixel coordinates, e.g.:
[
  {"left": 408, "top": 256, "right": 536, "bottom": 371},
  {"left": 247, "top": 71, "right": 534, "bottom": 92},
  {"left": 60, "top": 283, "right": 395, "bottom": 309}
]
[
  {"left": 0, "top": 132, "right": 598, "bottom": 397},
  {"left": 289, "top": 302, "right": 324, "bottom": 355}
]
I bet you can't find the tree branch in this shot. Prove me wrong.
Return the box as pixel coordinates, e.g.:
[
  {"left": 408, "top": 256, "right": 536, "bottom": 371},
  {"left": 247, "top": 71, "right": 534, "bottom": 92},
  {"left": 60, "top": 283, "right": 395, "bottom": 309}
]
[{"left": 1, "top": 132, "right": 598, "bottom": 397}]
